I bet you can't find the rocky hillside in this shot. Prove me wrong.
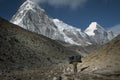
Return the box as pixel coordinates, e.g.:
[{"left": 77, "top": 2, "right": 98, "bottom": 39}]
[
  {"left": 0, "top": 17, "right": 79, "bottom": 80},
  {"left": 76, "top": 34, "right": 120, "bottom": 80}
]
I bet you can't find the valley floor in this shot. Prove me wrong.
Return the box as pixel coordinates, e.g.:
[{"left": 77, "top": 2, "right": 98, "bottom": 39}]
[{"left": 0, "top": 64, "right": 120, "bottom": 80}]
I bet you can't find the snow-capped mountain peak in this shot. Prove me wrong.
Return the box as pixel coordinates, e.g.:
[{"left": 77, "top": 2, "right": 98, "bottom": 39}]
[
  {"left": 10, "top": 0, "right": 45, "bottom": 25},
  {"left": 21, "top": 0, "right": 36, "bottom": 10},
  {"left": 85, "top": 22, "right": 105, "bottom": 36},
  {"left": 10, "top": 0, "right": 58, "bottom": 38},
  {"left": 84, "top": 22, "right": 115, "bottom": 45},
  {"left": 21, "top": 0, "right": 45, "bottom": 12}
]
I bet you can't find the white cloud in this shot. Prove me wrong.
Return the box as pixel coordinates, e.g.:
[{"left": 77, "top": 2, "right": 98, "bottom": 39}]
[
  {"left": 30, "top": 0, "right": 87, "bottom": 9},
  {"left": 109, "top": 24, "right": 120, "bottom": 35}
]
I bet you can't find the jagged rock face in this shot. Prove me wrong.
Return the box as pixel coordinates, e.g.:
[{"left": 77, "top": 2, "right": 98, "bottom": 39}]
[{"left": 85, "top": 22, "right": 115, "bottom": 45}]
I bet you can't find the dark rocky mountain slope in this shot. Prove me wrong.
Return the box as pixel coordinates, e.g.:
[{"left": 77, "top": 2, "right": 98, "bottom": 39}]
[{"left": 0, "top": 17, "right": 78, "bottom": 80}]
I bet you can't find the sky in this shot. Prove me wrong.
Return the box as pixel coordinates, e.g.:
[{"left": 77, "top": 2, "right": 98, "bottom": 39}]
[{"left": 0, "top": 0, "right": 120, "bottom": 34}]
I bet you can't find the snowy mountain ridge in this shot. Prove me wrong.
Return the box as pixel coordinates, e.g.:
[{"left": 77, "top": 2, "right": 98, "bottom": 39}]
[
  {"left": 53, "top": 19, "right": 80, "bottom": 45},
  {"left": 10, "top": 0, "right": 115, "bottom": 46},
  {"left": 53, "top": 19, "right": 92, "bottom": 45}
]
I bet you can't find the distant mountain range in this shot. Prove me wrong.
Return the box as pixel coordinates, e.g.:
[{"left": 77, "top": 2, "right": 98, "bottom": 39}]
[{"left": 10, "top": 0, "right": 115, "bottom": 46}]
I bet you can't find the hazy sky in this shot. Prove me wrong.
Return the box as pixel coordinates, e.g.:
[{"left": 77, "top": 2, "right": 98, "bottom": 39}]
[{"left": 0, "top": 0, "right": 120, "bottom": 33}]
